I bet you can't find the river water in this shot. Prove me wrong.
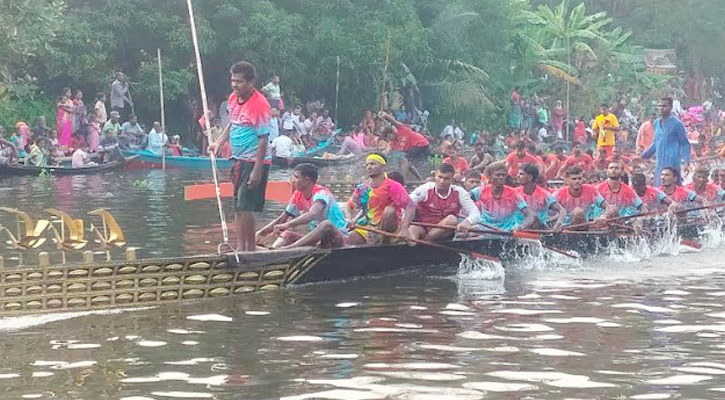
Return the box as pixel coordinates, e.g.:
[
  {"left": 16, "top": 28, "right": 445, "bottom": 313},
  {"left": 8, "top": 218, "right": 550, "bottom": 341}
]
[{"left": 1, "top": 167, "right": 725, "bottom": 399}]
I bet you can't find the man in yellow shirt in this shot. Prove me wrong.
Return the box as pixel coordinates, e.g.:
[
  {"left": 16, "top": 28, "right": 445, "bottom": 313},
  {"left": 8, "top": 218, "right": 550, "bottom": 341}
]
[{"left": 592, "top": 104, "right": 620, "bottom": 158}]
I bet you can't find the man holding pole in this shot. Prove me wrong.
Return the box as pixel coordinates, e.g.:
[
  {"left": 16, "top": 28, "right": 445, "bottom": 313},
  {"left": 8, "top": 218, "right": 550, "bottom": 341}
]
[{"left": 209, "top": 61, "right": 272, "bottom": 252}]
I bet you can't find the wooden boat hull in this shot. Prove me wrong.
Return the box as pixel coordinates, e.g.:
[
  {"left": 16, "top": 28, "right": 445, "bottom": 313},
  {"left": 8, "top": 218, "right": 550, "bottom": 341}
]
[
  {"left": 0, "top": 158, "right": 133, "bottom": 177},
  {"left": 122, "top": 149, "right": 234, "bottom": 170},
  {"left": 0, "top": 223, "right": 702, "bottom": 317}
]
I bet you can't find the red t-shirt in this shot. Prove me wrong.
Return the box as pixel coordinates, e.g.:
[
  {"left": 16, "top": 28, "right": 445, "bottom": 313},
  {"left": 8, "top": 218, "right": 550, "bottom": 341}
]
[
  {"left": 505, "top": 152, "right": 543, "bottom": 177},
  {"left": 392, "top": 125, "right": 429, "bottom": 152},
  {"left": 639, "top": 186, "right": 668, "bottom": 210},
  {"left": 574, "top": 121, "right": 587, "bottom": 143},
  {"left": 442, "top": 156, "right": 470, "bottom": 175},
  {"left": 596, "top": 181, "right": 642, "bottom": 215},
  {"left": 686, "top": 182, "right": 724, "bottom": 203},
  {"left": 543, "top": 154, "right": 565, "bottom": 180},
  {"left": 660, "top": 185, "right": 697, "bottom": 204},
  {"left": 554, "top": 184, "right": 604, "bottom": 214},
  {"left": 560, "top": 154, "right": 593, "bottom": 174}
]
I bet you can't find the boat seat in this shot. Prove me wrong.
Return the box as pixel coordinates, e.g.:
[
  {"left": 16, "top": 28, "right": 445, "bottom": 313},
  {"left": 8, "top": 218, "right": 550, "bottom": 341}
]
[
  {"left": 44, "top": 208, "right": 88, "bottom": 250},
  {"left": 0, "top": 207, "right": 49, "bottom": 249},
  {"left": 88, "top": 208, "right": 126, "bottom": 248}
]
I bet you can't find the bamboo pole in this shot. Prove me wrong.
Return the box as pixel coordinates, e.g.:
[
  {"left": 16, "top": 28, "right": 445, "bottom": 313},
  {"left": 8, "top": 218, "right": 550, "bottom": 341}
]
[
  {"left": 186, "top": 0, "right": 231, "bottom": 248},
  {"left": 379, "top": 32, "right": 392, "bottom": 112},
  {"left": 158, "top": 48, "right": 166, "bottom": 170},
  {"left": 335, "top": 55, "right": 340, "bottom": 125}
]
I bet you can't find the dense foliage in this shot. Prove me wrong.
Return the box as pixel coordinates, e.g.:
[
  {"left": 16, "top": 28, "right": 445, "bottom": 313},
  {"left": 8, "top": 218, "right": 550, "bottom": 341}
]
[{"left": 1, "top": 0, "right": 723, "bottom": 137}]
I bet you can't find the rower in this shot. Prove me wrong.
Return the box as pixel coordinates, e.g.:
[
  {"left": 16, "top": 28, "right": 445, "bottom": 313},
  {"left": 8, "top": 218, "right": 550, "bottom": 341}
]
[
  {"left": 346, "top": 153, "right": 416, "bottom": 244},
  {"left": 471, "top": 162, "right": 536, "bottom": 231},
  {"left": 378, "top": 111, "right": 430, "bottom": 181},
  {"left": 686, "top": 166, "right": 725, "bottom": 203},
  {"left": 505, "top": 141, "right": 543, "bottom": 181},
  {"left": 660, "top": 166, "right": 704, "bottom": 207},
  {"left": 553, "top": 166, "right": 608, "bottom": 226},
  {"left": 631, "top": 173, "right": 672, "bottom": 211},
  {"left": 542, "top": 146, "right": 566, "bottom": 181},
  {"left": 557, "top": 143, "right": 593, "bottom": 177},
  {"left": 517, "top": 164, "right": 566, "bottom": 231},
  {"left": 408, "top": 163, "right": 479, "bottom": 241},
  {"left": 596, "top": 161, "right": 645, "bottom": 217},
  {"left": 256, "top": 163, "right": 348, "bottom": 249},
  {"left": 463, "top": 169, "right": 483, "bottom": 195}
]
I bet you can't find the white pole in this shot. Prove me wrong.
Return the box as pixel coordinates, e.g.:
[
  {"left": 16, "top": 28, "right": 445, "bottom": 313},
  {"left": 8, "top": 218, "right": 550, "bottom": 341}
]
[
  {"left": 186, "top": 0, "right": 230, "bottom": 248},
  {"left": 158, "top": 48, "right": 166, "bottom": 170},
  {"left": 335, "top": 55, "right": 340, "bottom": 124}
]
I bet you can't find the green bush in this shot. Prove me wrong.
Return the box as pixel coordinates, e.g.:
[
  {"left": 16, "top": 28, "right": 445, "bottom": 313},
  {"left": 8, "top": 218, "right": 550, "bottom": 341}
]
[{"left": 0, "top": 96, "right": 56, "bottom": 135}]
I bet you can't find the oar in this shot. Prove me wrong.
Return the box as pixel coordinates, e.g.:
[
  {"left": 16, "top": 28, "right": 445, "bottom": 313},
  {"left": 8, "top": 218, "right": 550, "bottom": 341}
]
[
  {"left": 564, "top": 202, "right": 725, "bottom": 232},
  {"left": 354, "top": 225, "right": 500, "bottom": 262},
  {"left": 410, "top": 222, "right": 578, "bottom": 259}
]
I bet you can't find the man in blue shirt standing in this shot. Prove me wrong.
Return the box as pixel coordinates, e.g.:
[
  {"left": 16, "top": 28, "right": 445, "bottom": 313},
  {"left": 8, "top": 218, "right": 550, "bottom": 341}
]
[{"left": 635, "top": 97, "right": 690, "bottom": 186}]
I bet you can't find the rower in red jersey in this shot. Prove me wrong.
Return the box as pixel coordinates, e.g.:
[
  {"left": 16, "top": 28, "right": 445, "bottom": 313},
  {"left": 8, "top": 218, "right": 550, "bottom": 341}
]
[
  {"left": 505, "top": 141, "right": 543, "bottom": 179},
  {"left": 517, "top": 163, "right": 566, "bottom": 230},
  {"left": 687, "top": 166, "right": 725, "bottom": 203},
  {"left": 471, "top": 162, "right": 536, "bottom": 231},
  {"left": 553, "top": 166, "right": 608, "bottom": 226},
  {"left": 596, "top": 161, "right": 645, "bottom": 217},
  {"left": 557, "top": 144, "right": 593, "bottom": 177},
  {"left": 631, "top": 172, "right": 672, "bottom": 211},
  {"left": 659, "top": 166, "right": 704, "bottom": 207},
  {"left": 542, "top": 146, "right": 567, "bottom": 181},
  {"left": 592, "top": 148, "right": 609, "bottom": 171},
  {"left": 408, "top": 163, "right": 480, "bottom": 241}
]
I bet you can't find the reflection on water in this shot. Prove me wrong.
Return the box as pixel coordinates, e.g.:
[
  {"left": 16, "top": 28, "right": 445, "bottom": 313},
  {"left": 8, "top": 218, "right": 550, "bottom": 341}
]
[{"left": 1, "top": 168, "right": 725, "bottom": 399}]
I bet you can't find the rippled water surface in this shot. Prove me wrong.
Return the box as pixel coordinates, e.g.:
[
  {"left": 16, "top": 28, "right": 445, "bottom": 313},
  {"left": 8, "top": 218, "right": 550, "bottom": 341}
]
[{"left": 1, "top": 168, "right": 725, "bottom": 399}]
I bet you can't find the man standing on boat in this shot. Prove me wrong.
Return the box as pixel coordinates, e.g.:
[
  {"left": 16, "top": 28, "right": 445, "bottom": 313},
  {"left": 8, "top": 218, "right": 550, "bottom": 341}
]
[
  {"left": 407, "top": 163, "right": 479, "bottom": 241},
  {"left": 517, "top": 164, "right": 566, "bottom": 231},
  {"left": 554, "top": 166, "right": 608, "bottom": 226},
  {"left": 346, "top": 153, "right": 416, "bottom": 244},
  {"left": 209, "top": 61, "right": 272, "bottom": 252},
  {"left": 256, "top": 163, "right": 348, "bottom": 249},
  {"left": 596, "top": 161, "right": 645, "bottom": 217},
  {"left": 471, "top": 162, "right": 536, "bottom": 231},
  {"left": 634, "top": 97, "right": 690, "bottom": 186}
]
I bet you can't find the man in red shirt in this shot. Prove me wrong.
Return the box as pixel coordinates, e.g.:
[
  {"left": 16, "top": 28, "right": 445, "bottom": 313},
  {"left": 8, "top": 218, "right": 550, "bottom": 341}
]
[
  {"left": 631, "top": 172, "right": 672, "bottom": 211},
  {"left": 517, "top": 163, "right": 566, "bottom": 230},
  {"left": 636, "top": 114, "right": 655, "bottom": 155},
  {"left": 593, "top": 148, "right": 609, "bottom": 171},
  {"left": 543, "top": 146, "right": 567, "bottom": 181},
  {"left": 554, "top": 166, "right": 608, "bottom": 226},
  {"left": 442, "top": 144, "right": 469, "bottom": 180},
  {"left": 596, "top": 161, "right": 645, "bottom": 217},
  {"left": 686, "top": 166, "right": 725, "bottom": 203},
  {"left": 379, "top": 112, "right": 430, "bottom": 180},
  {"left": 557, "top": 144, "right": 593, "bottom": 177},
  {"left": 408, "top": 163, "right": 479, "bottom": 241},
  {"left": 505, "top": 141, "right": 543, "bottom": 179}
]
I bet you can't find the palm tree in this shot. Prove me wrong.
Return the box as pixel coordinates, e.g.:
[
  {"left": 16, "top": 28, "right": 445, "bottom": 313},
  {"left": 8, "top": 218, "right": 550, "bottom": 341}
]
[{"left": 517, "top": 0, "right": 612, "bottom": 139}]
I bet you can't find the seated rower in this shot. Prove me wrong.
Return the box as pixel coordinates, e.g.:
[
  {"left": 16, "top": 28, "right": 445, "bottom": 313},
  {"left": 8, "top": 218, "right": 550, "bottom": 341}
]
[
  {"left": 71, "top": 144, "right": 98, "bottom": 168},
  {"left": 557, "top": 144, "right": 594, "bottom": 178},
  {"left": 631, "top": 172, "right": 672, "bottom": 211},
  {"left": 442, "top": 143, "right": 469, "bottom": 180},
  {"left": 686, "top": 166, "right": 725, "bottom": 204},
  {"left": 346, "top": 153, "right": 416, "bottom": 244},
  {"left": 471, "top": 161, "right": 536, "bottom": 231},
  {"left": 596, "top": 161, "right": 646, "bottom": 217},
  {"left": 517, "top": 164, "right": 566, "bottom": 231},
  {"left": 256, "top": 163, "right": 347, "bottom": 249},
  {"left": 469, "top": 142, "right": 493, "bottom": 172},
  {"left": 24, "top": 138, "right": 48, "bottom": 167},
  {"left": 660, "top": 166, "right": 704, "bottom": 208},
  {"left": 463, "top": 169, "right": 483, "bottom": 195},
  {"left": 553, "top": 166, "right": 608, "bottom": 227},
  {"left": 408, "top": 163, "right": 479, "bottom": 241}
]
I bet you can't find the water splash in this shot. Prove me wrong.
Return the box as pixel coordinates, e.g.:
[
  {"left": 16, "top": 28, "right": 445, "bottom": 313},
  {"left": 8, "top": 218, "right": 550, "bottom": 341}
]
[{"left": 457, "top": 256, "right": 505, "bottom": 281}]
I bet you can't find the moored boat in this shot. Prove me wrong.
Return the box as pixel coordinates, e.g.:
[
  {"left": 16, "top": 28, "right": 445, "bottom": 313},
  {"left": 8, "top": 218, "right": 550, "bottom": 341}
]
[
  {"left": 0, "top": 156, "right": 136, "bottom": 177},
  {"left": 122, "top": 149, "right": 234, "bottom": 170}
]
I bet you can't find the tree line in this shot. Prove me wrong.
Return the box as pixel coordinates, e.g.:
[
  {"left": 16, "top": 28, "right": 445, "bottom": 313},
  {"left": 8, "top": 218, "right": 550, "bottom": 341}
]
[{"left": 1, "top": 0, "right": 724, "bottom": 138}]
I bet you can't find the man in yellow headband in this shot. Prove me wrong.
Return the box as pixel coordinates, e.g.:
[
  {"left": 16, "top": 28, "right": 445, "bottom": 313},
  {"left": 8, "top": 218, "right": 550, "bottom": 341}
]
[{"left": 346, "top": 152, "right": 416, "bottom": 244}]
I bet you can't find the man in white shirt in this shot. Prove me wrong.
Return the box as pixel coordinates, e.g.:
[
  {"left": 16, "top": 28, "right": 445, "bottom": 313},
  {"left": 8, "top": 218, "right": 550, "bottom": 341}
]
[
  {"left": 271, "top": 131, "right": 294, "bottom": 158},
  {"left": 268, "top": 107, "right": 280, "bottom": 142},
  {"left": 72, "top": 145, "right": 97, "bottom": 168},
  {"left": 261, "top": 75, "right": 282, "bottom": 109},
  {"left": 146, "top": 121, "right": 168, "bottom": 156}
]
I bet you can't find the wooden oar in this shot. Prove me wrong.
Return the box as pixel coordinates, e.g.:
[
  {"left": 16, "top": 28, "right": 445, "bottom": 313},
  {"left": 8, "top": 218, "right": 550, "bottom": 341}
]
[
  {"left": 564, "top": 202, "right": 725, "bottom": 232},
  {"left": 354, "top": 225, "right": 500, "bottom": 262},
  {"left": 410, "top": 222, "right": 578, "bottom": 259}
]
